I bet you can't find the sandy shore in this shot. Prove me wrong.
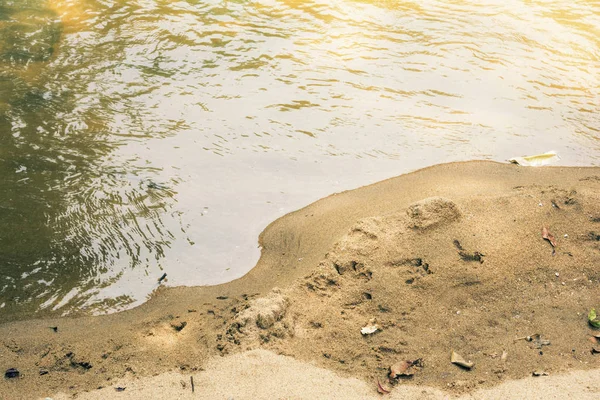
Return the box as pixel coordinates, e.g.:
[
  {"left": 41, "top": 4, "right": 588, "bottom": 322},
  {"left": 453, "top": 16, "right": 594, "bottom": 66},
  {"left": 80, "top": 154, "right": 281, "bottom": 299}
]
[{"left": 2, "top": 161, "right": 600, "bottom": 399}]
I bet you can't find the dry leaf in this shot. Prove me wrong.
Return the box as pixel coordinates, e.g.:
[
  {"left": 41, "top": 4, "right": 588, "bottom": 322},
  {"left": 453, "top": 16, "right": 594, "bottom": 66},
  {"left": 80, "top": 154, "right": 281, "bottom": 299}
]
[
  {"left": 376, "top": 379, "right": 390, "bottom": 394},
  {"left": 451, "top": 351, "right": 474, "bottom": 369},
  {"left": 389, "top": 361, "right": 413, "bottom": 378},
  {"left": 388, "top": 359, "right": 422, "bottom": 378},
  {"left": 541, "top": 226, "right": 557, "bottom": 247}
]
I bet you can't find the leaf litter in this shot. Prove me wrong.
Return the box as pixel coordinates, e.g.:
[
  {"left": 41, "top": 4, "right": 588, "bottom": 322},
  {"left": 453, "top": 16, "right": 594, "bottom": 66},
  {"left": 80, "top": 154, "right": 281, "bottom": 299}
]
[
  {"left": 388, "top": 358, "right": 423, "bottom": 379},
  {"left": 541, "top": 226, "right": 557, "bottom": 255},
  {"left": 376, "top": 378, "right": 390, "bottom": 394}
]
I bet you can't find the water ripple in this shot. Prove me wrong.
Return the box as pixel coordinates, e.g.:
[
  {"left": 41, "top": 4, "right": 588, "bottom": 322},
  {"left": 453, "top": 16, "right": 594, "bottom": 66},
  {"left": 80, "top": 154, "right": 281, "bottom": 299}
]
[{"left": 0, "top": 0, "right": 598, "bottom": 320}]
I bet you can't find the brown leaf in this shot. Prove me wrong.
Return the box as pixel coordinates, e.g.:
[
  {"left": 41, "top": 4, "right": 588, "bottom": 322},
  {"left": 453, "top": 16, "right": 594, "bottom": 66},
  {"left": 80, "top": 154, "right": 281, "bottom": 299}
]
[
  {"left": 542, "top": 226, "right": 557, "bottom": 247},
  {"left": 389, "top": 361, "right": 413, "bottom": 378},
  {"left": 376, "top": 379, "right": 390, "bottom": 394}
]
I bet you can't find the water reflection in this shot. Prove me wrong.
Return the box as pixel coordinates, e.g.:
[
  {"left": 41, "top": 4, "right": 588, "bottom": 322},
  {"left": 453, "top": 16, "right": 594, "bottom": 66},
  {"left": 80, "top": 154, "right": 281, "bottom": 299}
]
[{"left": 0, "top": 0, "right": 598, "bottom": 320}]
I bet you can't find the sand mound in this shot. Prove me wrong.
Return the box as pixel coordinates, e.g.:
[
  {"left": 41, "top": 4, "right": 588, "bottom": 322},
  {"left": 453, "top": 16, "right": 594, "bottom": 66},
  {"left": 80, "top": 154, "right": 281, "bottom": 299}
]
[
  {"left": 406, "top": 196, "right": 461, "bottom": 230},
  {"left": 223, "top": 185, "right": 600, "bottom": 394},
  {"left": 228, "top": 289, "right": 292, "bottom": 343}
]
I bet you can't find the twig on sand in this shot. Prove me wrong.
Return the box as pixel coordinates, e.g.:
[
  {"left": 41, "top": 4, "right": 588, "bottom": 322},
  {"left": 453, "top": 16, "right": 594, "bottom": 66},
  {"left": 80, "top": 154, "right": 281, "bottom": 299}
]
[{"left": 376, "top": 378, "right": 390, "bottom": 394}]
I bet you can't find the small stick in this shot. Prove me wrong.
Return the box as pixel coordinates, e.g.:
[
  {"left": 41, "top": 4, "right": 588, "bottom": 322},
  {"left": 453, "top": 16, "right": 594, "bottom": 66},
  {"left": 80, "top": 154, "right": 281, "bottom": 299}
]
[
  {"left": 158, "top": 273, "right": 167, "bottom": 283},
  {"left": 376, "top": 378, "right": 390, "bottom": 394},
  {"left": 190, "top": 376, "right": 194, "bottom": 393}
]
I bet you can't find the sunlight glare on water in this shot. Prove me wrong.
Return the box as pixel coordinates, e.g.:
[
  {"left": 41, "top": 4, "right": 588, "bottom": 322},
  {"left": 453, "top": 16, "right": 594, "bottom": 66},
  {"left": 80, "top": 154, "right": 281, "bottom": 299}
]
[{"left": 0, "top": 0, "right": 598, "bottom": 320}]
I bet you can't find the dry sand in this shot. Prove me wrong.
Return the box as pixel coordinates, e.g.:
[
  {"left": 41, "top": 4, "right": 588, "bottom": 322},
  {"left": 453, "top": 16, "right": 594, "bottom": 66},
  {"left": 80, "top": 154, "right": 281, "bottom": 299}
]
[
  {"left": 47, "top": 349, "right": 600, "bottom": 400},
  {"left": 2, "top": 161, "right": 600, "bottom": 399}
]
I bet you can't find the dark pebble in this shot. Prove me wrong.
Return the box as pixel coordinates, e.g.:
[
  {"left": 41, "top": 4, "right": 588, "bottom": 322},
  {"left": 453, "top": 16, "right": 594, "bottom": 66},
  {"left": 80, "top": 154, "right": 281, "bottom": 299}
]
[{"left": 5, "top": 368, "right": 20, "bottom": 379}]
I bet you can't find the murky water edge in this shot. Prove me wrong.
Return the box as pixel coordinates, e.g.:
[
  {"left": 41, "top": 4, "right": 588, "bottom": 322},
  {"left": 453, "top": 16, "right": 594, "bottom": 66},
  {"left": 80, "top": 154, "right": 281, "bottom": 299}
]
[{"left": 0, "top": 0, "right": 598, "bottom": 321}]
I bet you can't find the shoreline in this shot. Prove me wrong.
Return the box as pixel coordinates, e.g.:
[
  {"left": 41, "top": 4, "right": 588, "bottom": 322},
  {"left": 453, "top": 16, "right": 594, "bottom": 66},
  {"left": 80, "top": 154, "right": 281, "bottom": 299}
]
[{"left": 3, "top": 160, "right": 600, "bottom": 399}]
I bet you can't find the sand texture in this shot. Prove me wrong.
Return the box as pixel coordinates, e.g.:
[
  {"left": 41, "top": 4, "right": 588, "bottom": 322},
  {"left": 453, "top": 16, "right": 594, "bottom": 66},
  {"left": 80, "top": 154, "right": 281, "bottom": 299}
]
[
  {"left": 2, "top": 161, "right": 600, "bottom": 399},
  {"left": 47, "top": 349, "right": 600, "bottom": 400}
]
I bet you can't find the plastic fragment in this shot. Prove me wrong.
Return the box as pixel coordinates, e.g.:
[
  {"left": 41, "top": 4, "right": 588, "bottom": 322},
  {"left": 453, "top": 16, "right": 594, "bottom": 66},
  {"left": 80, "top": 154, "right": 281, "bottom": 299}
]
[
  {"left": 509, "top": 151, "right": 560, "bottom": 167},
  {"left": 361, "top": 324, "right": 380, "bottom": 335},
  {"left": 450, "top": 351, "right": 474, "bottom": 369}
]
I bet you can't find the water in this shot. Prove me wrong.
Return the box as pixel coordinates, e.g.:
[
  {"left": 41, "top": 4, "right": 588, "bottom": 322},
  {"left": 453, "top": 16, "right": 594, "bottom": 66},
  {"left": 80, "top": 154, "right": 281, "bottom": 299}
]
[{"left": 0, "top": 0, "right": 598, "bottom": 321}]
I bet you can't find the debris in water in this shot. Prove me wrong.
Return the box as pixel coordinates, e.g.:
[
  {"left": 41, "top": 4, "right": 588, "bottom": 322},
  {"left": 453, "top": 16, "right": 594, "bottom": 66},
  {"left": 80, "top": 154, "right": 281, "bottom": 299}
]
[
  {"left": 450, "top": 351, "right": 474, "bottom": 369},
  {"left": 158, "top": 273, "right": 167, "bottom": 283},
  {"left": 509, "top": 151, "right": 560, "bottom": 167}
]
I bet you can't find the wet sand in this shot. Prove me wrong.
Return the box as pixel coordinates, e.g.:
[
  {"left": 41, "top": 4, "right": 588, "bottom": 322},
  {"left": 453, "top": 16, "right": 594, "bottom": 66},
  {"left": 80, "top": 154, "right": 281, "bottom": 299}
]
[{"left": 2, "top": 161, "right": 600, "bottom": 399}]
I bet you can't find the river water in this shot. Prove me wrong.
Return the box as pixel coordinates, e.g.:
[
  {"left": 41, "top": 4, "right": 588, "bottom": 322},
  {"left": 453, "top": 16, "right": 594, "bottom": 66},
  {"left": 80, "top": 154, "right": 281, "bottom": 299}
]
[{"left": 0, "top": 0, "right": 598, "bottom": 321}]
